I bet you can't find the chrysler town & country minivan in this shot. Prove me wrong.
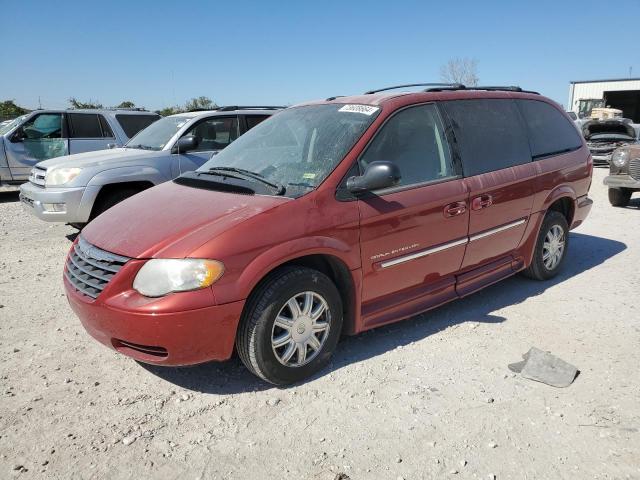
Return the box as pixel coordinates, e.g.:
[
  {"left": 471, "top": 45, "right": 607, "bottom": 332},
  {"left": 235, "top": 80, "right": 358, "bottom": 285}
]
[{"left": 63, "top": 84, "right": 593, "bottom": 385}]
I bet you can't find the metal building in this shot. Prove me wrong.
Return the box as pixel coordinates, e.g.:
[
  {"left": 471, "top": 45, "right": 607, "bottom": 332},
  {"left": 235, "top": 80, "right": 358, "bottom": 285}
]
[{"left": 568, "top": 78, "right": 640, "bottom": 122}]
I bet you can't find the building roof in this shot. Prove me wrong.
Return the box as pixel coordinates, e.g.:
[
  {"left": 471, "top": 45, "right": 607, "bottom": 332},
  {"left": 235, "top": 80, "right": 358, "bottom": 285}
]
[{"left": 570, "top": 78, "right": 640, "bottom": 85}]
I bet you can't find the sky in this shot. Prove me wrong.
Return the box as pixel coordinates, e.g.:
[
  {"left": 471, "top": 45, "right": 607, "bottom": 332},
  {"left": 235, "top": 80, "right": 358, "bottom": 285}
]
[{"left": 1, "top": 0, "right": 639, "bottom": 111}]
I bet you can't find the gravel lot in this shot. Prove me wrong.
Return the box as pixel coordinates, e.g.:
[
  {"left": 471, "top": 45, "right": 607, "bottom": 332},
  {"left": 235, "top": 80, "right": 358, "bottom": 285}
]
[{"left": 0, "top": 167, "right": 638, "bottom": 480}]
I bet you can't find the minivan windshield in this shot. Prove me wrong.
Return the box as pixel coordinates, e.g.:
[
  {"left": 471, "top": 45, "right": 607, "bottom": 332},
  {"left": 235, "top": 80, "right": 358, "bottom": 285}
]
[
  {"left": 125, "top": 115, "right": 191, "bottom": 151},
  {"left": 198, "top": 104, "right": 380, "bottom": 198},
  {"left": 0, "top": 115, "right": 28, "bottom": 136}
]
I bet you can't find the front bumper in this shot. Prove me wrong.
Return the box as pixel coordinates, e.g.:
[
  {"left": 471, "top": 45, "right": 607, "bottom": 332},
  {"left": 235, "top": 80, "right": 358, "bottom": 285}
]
[
  {"left": 591, "top": 154, "right": 612, "bottom": 165},
  {"left": 603, "top": 174, "right": 640, "bottom": 190},
  {"left": 19, "top": 182, "right": 90, "bottom": 223},
  {"left": 64, "top": 269, "right": 245, "bottom": 366}
]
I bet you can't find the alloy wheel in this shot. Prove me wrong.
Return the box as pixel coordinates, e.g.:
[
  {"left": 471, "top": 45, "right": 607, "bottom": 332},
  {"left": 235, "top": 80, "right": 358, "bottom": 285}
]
[{"left": 542, "top": 224, "right": 565, "bottom": 270}]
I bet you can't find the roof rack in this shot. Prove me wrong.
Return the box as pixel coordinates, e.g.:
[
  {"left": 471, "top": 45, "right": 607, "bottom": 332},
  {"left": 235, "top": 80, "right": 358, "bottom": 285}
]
[
  {"left": 425, "top": 85, "right": 540, "bottom": 95},
  {"left": 216, "top": 105, "right": 285, "bottom": 111},
  {"left": 364, "top": 83, "right": 464, "bottom": 95}
]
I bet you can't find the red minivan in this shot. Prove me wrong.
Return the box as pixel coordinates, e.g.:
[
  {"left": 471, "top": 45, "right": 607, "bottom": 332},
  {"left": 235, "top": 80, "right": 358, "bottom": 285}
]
[{"left": 64, "top": 84, "right": 593, "bottom": 385}]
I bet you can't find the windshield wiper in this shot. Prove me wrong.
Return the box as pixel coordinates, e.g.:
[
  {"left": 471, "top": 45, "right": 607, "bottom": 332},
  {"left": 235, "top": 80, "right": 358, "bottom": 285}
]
[
  {"left": 207, "top": 167, "right": 285, "bottom": 194},
  {"left": 126, "top": 144, "right": 156, "bottom": 150}
]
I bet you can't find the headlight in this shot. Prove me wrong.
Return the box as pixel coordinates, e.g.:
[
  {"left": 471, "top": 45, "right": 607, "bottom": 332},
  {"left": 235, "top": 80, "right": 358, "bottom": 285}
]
[
  {"left": 133, "top": 259, "right": 224, "bottom": 297},
  {"left": 611, "top": 149, "right": 630, "bottom": 168},
  {"left": 45, "top": 167, "right": 82, "bottom": 186}
]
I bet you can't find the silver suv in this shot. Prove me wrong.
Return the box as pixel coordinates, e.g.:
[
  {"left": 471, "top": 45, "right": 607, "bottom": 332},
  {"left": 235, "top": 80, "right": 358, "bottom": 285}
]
[
  {"left": 19, "top": 107, "right": 280, "bottom": 227},
  {"left": 1, "top": 109, "right": 160, "bottom": 186}
]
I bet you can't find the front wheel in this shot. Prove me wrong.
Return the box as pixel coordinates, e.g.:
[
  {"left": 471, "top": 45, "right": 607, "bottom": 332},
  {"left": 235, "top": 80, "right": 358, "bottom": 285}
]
[
  {"left": 236, "top": 266, "right": 343, "bottom": 385},
  {"left": 523, "top": 211, "right": 569, "bottom": 281},
  {"left": 608, "top": 188, "right": 631, "bottom": 207}
]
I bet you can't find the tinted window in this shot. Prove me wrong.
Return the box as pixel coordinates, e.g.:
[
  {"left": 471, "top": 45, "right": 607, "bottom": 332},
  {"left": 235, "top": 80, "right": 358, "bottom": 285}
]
[
  {"left": 517, "top": 100, "right": 583, "bottom": 158},
  {"left": 116, "top": 114, "right": 160, "bottom": 138},
  {"left": 68, "top": 113, "right": 102, "bottom": 138},
  {"left": 21, "top": 113, "right": 63, "bottom": 139},
  {"left": 246, "top": 115, "right": 269, "bottom": 130},
  {"left": 443, "top": 99, "right": 531, "bottom": 176},
  {"left": 184, "top": 117, "right": 239, "bottom": 151},
  {"left": 360, "top": 104, "right": 455, "bottom": 187},
  {"left": 98, "top": 115, "right": 114, "bottom": 138}
]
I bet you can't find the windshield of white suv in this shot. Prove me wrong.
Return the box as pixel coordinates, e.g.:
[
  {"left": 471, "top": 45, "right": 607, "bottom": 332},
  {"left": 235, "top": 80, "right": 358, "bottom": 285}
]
[
  {"left": 0, "top": 115, "right": 28, "bottom": 136},
  {"left": 125, "top": 115, "right": 191, "bottom": 150},
  {"left": 198, "top": 104, "right": 380, "bottom": 198}
]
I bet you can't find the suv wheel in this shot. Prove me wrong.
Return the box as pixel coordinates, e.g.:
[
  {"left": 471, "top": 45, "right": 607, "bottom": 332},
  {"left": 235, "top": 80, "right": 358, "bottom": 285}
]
[
  {"left": 608, "top": 188, "right": 631, "bottom": 207},
  {"left": 236, "top": 266, "right": 343, "bottom": 385},
  {"left": 90, "top": 187, "right": 141, "bottom": 221},
  {"left": 523, "top": 210, "right": 569, "bottom": 281}
]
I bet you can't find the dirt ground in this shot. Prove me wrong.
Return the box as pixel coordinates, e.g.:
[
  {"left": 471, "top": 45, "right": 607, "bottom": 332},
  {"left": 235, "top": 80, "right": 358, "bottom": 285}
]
[{"left": 0, "top": 167, "right": 638, "bottom": 480}]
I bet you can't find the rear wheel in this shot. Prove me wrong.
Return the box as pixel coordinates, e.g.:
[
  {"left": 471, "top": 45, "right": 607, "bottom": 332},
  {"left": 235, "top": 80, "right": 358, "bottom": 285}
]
[
  {"left": 90, "top": 187, "right": 141, "bottom": 221},
  {"left": 523, "top": 210, "right": 569, "bottom": 281},
  {"left": 236, "top": 266, "right": 343, "bottom": 385},
  {"left": 608, "top": 188, "right": 631, "bottom": 207}
]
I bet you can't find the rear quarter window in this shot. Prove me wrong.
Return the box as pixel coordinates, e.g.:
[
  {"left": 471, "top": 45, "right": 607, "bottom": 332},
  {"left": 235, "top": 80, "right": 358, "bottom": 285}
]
[
  {"left": 115, "top": 114, "right": 161, "bottom": 138},
  {"left": 516, "top": 100, "right": 583, "bottom": 159},
  {"left": 443, "top": 99, "right": 531, "bottom": 176}
]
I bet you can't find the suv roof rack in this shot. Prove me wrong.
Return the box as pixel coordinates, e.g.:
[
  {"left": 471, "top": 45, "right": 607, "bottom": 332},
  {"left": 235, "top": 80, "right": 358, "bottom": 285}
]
[
  {"left": 364, "top": 83, "right": 464, "bottom": 95},
  {"left": 216, "top": 105, "right": 285, "bottom": 111},
  {"left": 424, "top": 85, "right": 540, "bottom": 95}
]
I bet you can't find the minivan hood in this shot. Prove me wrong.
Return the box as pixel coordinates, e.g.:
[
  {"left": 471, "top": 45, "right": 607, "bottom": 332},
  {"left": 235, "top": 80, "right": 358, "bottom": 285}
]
[
  {"left": 81, "top": 181, "right": 290, "bottom": 259},
  {"left": 582, "top": 119, "right": 636, "bottom": 140},
  {"left": 36, "top": 148, "right": 158, "bottom": 170}
]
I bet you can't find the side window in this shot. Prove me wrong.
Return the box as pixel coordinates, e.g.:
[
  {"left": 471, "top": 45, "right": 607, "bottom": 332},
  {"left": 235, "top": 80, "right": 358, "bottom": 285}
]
[
  {"left": 21, "top": 113, "right": 63, "bottom": 139},
  {"left": 116, "top": 114, "right": 161, "bottom": 138},
  {"left": 185, "top": 117, "right": 239, "bottom": 151},
  {"left": 246, "top": 115, "right": 269, "bottom": 130},
  {"left": 443, "top": 99, "right": 531, "bottom": 176},
  {"left": 68, "top": 113, "right": 103, "bottom": 138},
  {"left": 517, "top": 100, "right": 583, "bottom": 159},
  {"left": 359, "top": 104, "right": 455, "bottom": 187},
  {"left": 98, "top": 115, "right": 115, "bottom": 138}
]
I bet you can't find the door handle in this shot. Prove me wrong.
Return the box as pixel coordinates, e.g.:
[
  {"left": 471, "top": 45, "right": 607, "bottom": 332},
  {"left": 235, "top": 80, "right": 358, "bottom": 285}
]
[
  {"left": 444, "top": 201, "right": 467, "bottom": 218},
  {"left": 472, "top": 194, "right": 493, "bottom": 210}
]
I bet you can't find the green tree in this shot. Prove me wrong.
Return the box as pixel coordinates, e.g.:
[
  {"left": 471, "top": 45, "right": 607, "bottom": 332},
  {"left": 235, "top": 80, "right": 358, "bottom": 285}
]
[
  {"left": 117, "top": 100, "right": 135, "bottom": 109},
  {"left": 68, "top": 97, "right": 103, "bottom": 109},
  {"left": 183, "top": 96, "right": 217, "bottom": 111},
  {"left": 0, "top": 100, "right": 29, "bottom": 118},
  {"left": 155, "top": 106, "right": 182, "bottom": 116}
]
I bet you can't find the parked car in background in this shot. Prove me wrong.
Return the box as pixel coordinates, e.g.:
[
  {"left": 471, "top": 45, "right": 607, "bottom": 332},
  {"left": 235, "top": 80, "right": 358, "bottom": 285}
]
[
  {"left": 19, "top": 107, "right": 280, "bottom": 227},
  {"left": 1, "top": 109, "right": 159, "bottom": 186},
  {"left": 603, "top": 144, "right": 640, "bottom": 206},
  {"left": 582, "top": 117, "right": 637, "bottom": 165},
  {"left": 63, "top": 84, "right": 593, "bottom": 385}
]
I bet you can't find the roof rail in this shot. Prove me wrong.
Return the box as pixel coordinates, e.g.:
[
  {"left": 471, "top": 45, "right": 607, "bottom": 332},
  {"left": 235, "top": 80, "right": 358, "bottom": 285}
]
[
  {"left": 364, "top": 83, "right": 464, "bottom": 95},
  {"left": 216, "top": 105, "right": 285, "bottom": 112},
  {"left": 425, "top": 85, "right": 540, "bottom": 95}
]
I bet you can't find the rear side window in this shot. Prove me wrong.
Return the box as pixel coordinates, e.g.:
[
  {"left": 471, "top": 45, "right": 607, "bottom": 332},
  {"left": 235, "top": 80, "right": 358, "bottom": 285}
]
[
  {"left": 443, "top": 99, "right": 531, "bottom": 176},
  {"left": 98, "top": 115, "right": 114, "bottom": 138},
  {"left": 68, "top": 113, "right": 103, "bottom": 138},
  {"left": 116, "top": 114, "right": 160, "bottom": 138},
  {"left": 359, "top": 103, "right": 455, "bottom": 187},
  {"left": 516, "top": 100, "right": 583, "bottom": 159},
  {"left": 246, "top": 115, "right": 269, "bottom": 130}
]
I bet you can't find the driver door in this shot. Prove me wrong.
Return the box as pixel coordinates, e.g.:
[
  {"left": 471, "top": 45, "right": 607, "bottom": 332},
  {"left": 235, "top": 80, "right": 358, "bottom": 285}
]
[
  {"left": 172, "top": 116, "right": 239, "bottom": 175},
  {"left": 5, "top": 113, "right": 68, "bottom": 179}
]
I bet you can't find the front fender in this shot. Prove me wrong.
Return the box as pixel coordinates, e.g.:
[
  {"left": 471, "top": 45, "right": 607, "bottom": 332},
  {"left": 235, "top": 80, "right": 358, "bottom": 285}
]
[{"left": 86, "top": 165, "right": 169, "bottom": 188}]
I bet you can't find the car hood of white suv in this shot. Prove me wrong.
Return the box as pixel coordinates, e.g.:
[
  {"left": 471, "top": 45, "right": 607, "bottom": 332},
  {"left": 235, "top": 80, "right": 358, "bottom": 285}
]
[{"left": 36, "top": 148, "right": 160, "bottom": 170}]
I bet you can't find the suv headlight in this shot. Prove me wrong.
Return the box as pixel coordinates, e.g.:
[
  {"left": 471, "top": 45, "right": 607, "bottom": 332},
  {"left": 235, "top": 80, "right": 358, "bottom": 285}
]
[
  {"left": 133, "top": 259, "right": 224, "bottom": 297},
  {"left": 611, "top": 149, "right": 630, "bottom": 168},
  {"left": 45, "top": 167, "right": 82, "bottom": 187}
]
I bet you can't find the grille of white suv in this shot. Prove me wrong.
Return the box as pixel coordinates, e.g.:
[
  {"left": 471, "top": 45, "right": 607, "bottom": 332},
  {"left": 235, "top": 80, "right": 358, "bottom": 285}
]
[
  {"left": 65, "top": 237, "right": 129, "bottom": 299},
  {"left": 29, "top": 166, "right": 47, "bottom": 186},
  {"left": 630, "top": 158, "right": 640, "bottom": 181}
]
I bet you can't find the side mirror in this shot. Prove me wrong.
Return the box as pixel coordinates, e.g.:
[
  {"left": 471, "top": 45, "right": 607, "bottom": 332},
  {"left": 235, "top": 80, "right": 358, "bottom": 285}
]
[
  {"left": 174, "top": 135, "right": 199, "bottom": 154},
  {"left": 346, "top": 161, "right": 401, "bottom": 194},
  {"left": 11, "top": 127, "right": 25, "bottom": 143}
]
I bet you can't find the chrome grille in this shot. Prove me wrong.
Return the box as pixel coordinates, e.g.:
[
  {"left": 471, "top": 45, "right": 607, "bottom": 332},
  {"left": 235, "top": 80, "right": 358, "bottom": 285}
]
[
  {"left": 29, "top": 166, "right": 47, "bottom": 186},
  {"left": 65, "top": 237, "right": 129, "bottom": 299},
  {"left": 630, "top": 158, "right": 640, "bottom": 181}
]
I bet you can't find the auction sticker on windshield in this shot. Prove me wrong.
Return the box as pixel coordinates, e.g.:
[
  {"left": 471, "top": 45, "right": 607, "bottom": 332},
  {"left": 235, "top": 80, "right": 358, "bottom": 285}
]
[{"left": 338, "top": 105, "right": 380, "bottom": 115}]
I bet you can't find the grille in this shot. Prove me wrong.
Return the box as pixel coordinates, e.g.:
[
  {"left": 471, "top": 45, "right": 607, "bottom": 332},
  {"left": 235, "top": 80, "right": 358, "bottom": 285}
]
[
  {"left": 65, "top": 237, "right": 129, "bottom": 299},
  {"left": 29, "top": 166, "right": 46, "bottom": 186},
  {"left": 114, "top": 339, "right": 168, "bottom": 358},
  {"left": 630, "top": 158, "right": 640, "bottom": 181}
]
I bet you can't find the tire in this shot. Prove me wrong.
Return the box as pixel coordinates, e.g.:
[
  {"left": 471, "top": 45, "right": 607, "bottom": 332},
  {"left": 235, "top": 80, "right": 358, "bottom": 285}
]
[
  {"left": 608, "top": 188, "right": 631, "bottom": 207},
  {"left": 523, "top": 210, "right": 569, "bottom": 281},
  {"left": 236, "top": 266, "right": 343, "bottom": 385},
  {"left": 90, "top": 188, "right": 140, "bottom": 221}
]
